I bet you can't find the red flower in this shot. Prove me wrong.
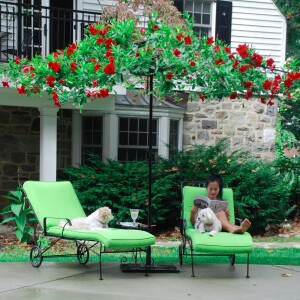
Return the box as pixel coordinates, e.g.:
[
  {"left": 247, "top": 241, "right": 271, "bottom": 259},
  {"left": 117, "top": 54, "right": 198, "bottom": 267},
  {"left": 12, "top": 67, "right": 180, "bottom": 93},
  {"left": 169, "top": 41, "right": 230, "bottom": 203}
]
[
  {"left": 233, "top": 60, "right": 239, "bottom": 69},
  {"left": 106, "top": 49, "right": 113, "bottom": 57},
  {"left": 224, "top": 47, "right": 231, "bottom": 54},
  {"left": 98, "top": 88, "right": 109, "bottom": 98},
  {"left": 99, "top": 27, "right": 109, "bottom": 36},
  {"left": 215, "top": 58, "right": 224, "bottom": 65},
  {"left": 94, "top": 63, "right": 101, "bottom": 72},
  {"left": 260, "top": 98, "right": 267, "bottom": 104},
  {"left": 243, "top": 81, "right": 253, "bottom": 89},
  {"left": 2, "top": 81, "right": 9, "bottom": 87},
  {"left": 173, "top": 49, "right": 181, "bottom": 57},
  {"left": 230, "top": 92, "right": 238, "bottom": 99},
  {"left": 48, "top": 61, "right": 61, "bottom": 73},
  {"left": 135, "top": 52, "right": 140, "bottom": 57},
  {"left": 166, "top": 72, "right": 174, "bottom": 80},
  {"left": 268, "top": 100, "right": 275, "bottom": 106},
  {"left": 92, "top": 80, "right": 98, "bottom": 87},
  {"left": 152, "top": 25, "right": 159, "bottom": 31},
  {"left": 46, "top": 75, "right": 56, "bottom": 87},
  {"left": 206, "top": 37, "right": 214, "bottom": 45},
  {"left": 51, "top": 91, "right": 61, "bottom": 107},
  {"left": 22, "top": 66, "right": 34, "bottom": 73},
  {"left": 284, "top": 78, "right": 293, "bottom": 88},
  {"left": 213, "top": 46, "right": 220, "bottom": 52},
  {"left": 15, "top": 56, "right": 21, "bottom": 64},
  {"left": 266, "top": 58, "right": 274, "bottom": 67},
  {"left": 244, "top": 88, "right": 253, "bottom": 100},
  {"left": 17, "top": 85, "right": 26, "bottom": 94},
  {"left": 70, "top": 62, "right": 77, "bottom": 72},
  {"left": 189, "top": 60, "right": 196, "bottom": 66},
  {"left": 199, "top": 94, "right": 205, "bottom": 101},
  {"left": 286, "top": 92, "right": 292, "bottom": 98},
  {"left": 251, "top": 52, "right": 263, "bottom": 67},
  {"left": 96, "top": 38, "right": 105, "bottom": 45},
  {"left": 184, "top": 35, "right": 192, "bottom": 45},
  {"left": 236, "top": 44, "right": 249, "bottom": 58},
  {"left": 66, "top": 43, "right": 77, "bottom": 55},
  {"left": 59, "top": 78, "right": 65, "bottom": 84},
  {"left": 104, "top": 62, "right": 115, "bottom": 75},
  {"left": 89, "top": 24, "right": 99, "bottom": 35},
  {"left": 263, "top": 79, "right": 272, "bottom": 90},
  {"left": 238, "top": 65, "right": 248, "bottom": 73},
  {"left": 176, "top": 33, "right": 183, "bottom": 42},
  {"left": 105, "top": 38, "right": 116, "bottom": 49}
]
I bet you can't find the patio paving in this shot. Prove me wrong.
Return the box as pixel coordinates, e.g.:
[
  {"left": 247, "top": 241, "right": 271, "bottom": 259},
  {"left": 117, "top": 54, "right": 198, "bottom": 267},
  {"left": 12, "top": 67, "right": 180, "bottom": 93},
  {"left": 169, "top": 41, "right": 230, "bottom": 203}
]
[{"left": 0, "top": 262, "right": 299, "bottom": 300}]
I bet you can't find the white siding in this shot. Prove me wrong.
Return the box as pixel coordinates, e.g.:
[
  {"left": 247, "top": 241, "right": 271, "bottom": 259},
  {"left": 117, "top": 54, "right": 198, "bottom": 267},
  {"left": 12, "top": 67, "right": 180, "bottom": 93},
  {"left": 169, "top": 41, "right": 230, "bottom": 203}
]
[
  {"left": 81, "top": 0, "right": 116, "bottom": 13},
  {"left": 231, "top": 0, "right": 286, "bottom": 67}
]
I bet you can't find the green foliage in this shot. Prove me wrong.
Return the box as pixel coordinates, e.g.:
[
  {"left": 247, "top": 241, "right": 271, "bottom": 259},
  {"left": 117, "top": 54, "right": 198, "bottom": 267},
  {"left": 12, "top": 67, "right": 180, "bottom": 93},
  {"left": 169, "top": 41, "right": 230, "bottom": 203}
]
[
  {"left": 0, "top": 188, "right": 36, "bottom": 244},
  {"left": 62, "top": 141, "right": 296, "bottom": 234}
]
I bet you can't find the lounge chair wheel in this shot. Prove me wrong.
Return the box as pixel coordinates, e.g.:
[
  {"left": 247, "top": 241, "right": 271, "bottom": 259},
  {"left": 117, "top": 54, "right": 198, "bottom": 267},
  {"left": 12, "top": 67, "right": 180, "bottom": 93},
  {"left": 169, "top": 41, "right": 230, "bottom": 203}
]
[
  {"left": 230, "top": 254, "right": 236, "bottom": 266},
  {"left": 77, "top": 244, "right": 90, "bottom": 265},
  {"left": 30, "top": 246, "right": 43, "bottom": 268},
  {"left": 179, "top": 244, "right": 183, "bottom": 265}
]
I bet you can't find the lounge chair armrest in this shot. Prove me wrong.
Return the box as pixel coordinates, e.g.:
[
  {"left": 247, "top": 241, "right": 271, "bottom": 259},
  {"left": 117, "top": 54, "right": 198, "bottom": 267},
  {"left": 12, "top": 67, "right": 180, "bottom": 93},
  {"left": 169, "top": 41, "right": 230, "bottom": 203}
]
[{"left": 43, "top": 217, "right": 71, "bottom": 235}]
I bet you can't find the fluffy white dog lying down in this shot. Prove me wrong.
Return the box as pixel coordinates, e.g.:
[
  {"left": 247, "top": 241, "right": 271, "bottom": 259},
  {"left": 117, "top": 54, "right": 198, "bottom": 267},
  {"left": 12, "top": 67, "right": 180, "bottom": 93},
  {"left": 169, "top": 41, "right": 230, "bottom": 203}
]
[
  {"left": 195, "top": 207, "right": 222, "bottom": 236},
  {"left": 59, "top": 206, "right": 114, "bottom": 230}
]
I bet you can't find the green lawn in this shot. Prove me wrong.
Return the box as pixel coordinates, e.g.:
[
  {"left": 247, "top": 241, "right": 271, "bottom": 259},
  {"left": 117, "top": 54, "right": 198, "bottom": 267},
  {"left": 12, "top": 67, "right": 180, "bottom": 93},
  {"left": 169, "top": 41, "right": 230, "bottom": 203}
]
[{"left": 1, "top": 242, "right": 299, "bottom": 266}]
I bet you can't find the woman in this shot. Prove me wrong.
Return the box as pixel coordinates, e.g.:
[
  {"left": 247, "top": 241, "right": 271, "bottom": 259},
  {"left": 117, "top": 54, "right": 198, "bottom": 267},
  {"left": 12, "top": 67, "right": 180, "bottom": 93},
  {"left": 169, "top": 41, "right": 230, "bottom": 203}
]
[{"left": 190, "top": 175, "right": 251, "bottom": 233}]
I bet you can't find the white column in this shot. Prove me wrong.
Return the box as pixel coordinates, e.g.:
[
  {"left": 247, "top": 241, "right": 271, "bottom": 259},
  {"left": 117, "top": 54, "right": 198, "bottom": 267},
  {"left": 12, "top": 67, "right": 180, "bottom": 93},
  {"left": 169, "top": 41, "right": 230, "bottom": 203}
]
[
  {"left": 158, "top": 116, "right": 169, "bottom": 159},
  {"left": 103, "top": 113, "right": 118, "bottom": 161},
  {"left": 38, "top": 107, "right": 59, "bottom": 181}
]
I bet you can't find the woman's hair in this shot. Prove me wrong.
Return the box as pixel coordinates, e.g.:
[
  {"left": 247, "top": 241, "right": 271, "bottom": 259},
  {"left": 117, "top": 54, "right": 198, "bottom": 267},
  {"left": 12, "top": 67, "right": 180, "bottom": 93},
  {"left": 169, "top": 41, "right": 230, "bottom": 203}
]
[{"left": 205, "top": 174, "right": 223, "bottom": 199}]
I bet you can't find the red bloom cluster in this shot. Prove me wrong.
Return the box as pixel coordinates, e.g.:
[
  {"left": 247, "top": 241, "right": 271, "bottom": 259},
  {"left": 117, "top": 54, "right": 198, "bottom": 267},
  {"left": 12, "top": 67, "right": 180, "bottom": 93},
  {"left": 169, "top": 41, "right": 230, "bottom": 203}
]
[
  {"left": 70, "top": 62, "right": 77, "bottom": 72},
  {"left": 2, "top": 81, "right": 9, "bottom": 87},
  {"left": 173, "top": 49, "right": 181, "bottom": 57},
  {"left": 103, "top": 58, "right": 115, "bottom": 75},
  {"left": 22, "top": 66, "right": 35, "bottom": 73},
  {"left": 184, "top": 35, "right": 192, "bottom": 45},
  {"left": 48, "top": 61, "right": 61, "bottom": 73},
  {"left": 251, "top": 52, "right": 263, "bottom": 67},
  {"left": 86, "top": 88, "right": 110, "bottom": 99},
  {"left": 166, "top": 72, "right": 174, "bottom": 80},
  {"left": 215, "top": 58, "right": 224, "bottom": 66},
  {"left": 17, "top": 85, "right": 26, "bottom": 94},
  {"left": 206, "top": 37, "right": 214, "bottom": 45},
  {"left": 236, "top": 44, "right": 249, "bottom": 59},
  {"left": 46, "top": 75, "right": 56, "bottom": 87},
  {"left": 66, "top": 43, "right": 77, "bottom": 55},
  {"left": 51, "top": 91, "right": 61, "bottom": 107}
]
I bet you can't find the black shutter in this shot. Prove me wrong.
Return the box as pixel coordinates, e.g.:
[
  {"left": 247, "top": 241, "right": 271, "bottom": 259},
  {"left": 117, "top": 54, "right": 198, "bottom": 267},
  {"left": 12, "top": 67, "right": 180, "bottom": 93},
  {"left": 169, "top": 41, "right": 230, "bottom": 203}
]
[
  {"left": 216, "top": 1, "right": 232, "bottom": 45},
  {"left": 173, "top": 0, "right": 184, "bottom": 13}
]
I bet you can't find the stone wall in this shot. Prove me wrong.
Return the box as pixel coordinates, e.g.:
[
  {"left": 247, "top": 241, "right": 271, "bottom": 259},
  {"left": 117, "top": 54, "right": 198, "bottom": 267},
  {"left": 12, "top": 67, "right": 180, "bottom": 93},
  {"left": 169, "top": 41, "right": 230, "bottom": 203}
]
[
  {"left": 0, "top": 106, "right": 72, "bottom": 210},
  {"left": 183, "top": 98, "right": 277, "bottom": 160}
]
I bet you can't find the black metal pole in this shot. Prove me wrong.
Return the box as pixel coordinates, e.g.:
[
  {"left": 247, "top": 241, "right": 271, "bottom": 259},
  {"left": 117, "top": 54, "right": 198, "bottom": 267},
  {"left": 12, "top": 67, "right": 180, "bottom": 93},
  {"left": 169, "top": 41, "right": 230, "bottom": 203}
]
[{"left": 148, "top": 73, "right": 153, "bottom": 231}]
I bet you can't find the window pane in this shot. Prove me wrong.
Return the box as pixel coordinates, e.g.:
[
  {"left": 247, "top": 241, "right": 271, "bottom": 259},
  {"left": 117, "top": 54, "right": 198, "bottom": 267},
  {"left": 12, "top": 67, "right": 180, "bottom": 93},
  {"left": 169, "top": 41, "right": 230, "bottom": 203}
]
[
  {"left": 83, "top": 132, "right": 92, "bottom": 144},
  {"left": 139, "top": 119, "right": 147, "bottom": 132},
  {"left": 203, "top": 2, "right": 210, "bottom": 13},
  {"left": 83, "top": 117, "right": 92, "bottom": 130},
  {"left": 129, "top": 119, "right": 138, "bottom": 131},
  {"left": 128, "top": 149, "right": 136, "bottom": 161},
  {"left": 194, "top": 1, "right": 202, "bottom": 12},
  {"left": 139, "top": 133, "right": 147, "bottom": 146},
  {"left": 185, "top": 0, "right": 193, "bottom": 11},
  {"left": 152, "top": 120, "right": 157, "bottom": 132},
  {"left": 203, "top": 14, "right": 210, "bottom": 25},
  {"left": 93, "top": 117, "right": 102, "bottom": 130},
  {"left": 120, "top": 118, "right": 128, "bottom": 130},
  {"left": 94, "top": 134, "right": 102, "bottom": 144},
  {"left": 129, "top": 133, "right": 138, "bottom": 145},
  {"left": 119, "top": 132, "right": 128, "bottom": 145},
  {"left": 194, "top": 13, "right": 202, "bottom": 24}
]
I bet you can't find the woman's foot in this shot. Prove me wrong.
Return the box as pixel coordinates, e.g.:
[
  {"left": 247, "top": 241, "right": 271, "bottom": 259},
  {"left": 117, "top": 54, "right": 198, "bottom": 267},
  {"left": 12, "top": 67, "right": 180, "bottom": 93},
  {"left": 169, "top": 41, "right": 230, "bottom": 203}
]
[{"left": 241, "top": 218, "right": 251, "bottom": 233}]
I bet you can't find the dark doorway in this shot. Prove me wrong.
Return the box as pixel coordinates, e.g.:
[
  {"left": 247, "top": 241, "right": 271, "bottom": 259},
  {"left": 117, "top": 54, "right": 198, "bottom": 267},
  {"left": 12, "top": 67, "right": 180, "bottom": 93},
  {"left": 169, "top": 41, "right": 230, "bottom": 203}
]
[{"left": 50, "top": 0, "right": 73, "bottom": 52}]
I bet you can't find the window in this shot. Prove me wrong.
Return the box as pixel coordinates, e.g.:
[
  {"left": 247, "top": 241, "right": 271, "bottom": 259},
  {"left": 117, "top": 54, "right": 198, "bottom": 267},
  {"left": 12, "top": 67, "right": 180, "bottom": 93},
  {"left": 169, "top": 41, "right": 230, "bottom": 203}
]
[
  {"left": 81, "top": 116, "right": 103, "bottom": 162},
  {"left": 118, "top": 117, "right": 158, "bottom": 162},
  {"left": 185, "top": 0, "right": 212, "bottom": 37},
  {"left": 169, "top": 119, "right": 179, "bottom": 149}
]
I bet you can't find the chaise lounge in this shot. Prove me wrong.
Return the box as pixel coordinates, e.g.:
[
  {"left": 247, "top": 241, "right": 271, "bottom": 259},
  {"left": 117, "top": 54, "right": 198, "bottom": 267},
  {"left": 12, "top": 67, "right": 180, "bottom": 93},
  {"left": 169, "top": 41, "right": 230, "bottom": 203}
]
[
  {"left": 179, "top": 185, "right": 253, "bottom": 278},
  {"left": 23, "top": 181, "right": 156, "bottom": 280}
]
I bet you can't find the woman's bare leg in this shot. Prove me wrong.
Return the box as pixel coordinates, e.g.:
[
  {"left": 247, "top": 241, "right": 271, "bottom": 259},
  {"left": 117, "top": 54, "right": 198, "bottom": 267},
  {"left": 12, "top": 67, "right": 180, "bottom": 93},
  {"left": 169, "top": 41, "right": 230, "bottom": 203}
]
[{"left": 215, "top": 211, "right": 251, "bottom": 234}]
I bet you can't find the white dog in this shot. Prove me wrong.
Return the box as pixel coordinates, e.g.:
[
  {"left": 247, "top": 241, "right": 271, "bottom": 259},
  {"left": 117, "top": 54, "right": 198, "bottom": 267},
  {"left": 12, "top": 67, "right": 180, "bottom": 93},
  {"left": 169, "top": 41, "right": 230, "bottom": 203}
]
[
  {"left": 59, "top": 206, "right": 114, "bottom": 230},
  {"left": 195, "top": 207, "right": 222, "bottom": 236}
]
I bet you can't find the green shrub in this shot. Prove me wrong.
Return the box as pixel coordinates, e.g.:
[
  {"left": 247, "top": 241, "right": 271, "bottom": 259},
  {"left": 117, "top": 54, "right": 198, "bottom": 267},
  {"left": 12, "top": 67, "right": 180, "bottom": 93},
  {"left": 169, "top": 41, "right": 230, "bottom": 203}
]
[{"left": 61, "top": 140, "right": 296, "bottom": 234}]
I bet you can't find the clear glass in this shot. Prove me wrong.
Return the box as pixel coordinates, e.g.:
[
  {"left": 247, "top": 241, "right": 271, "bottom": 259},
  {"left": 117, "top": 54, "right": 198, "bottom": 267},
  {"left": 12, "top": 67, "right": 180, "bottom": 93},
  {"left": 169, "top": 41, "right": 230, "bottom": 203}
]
[{"left": 130, "top": 209, "right": 139, "bottom": 226}]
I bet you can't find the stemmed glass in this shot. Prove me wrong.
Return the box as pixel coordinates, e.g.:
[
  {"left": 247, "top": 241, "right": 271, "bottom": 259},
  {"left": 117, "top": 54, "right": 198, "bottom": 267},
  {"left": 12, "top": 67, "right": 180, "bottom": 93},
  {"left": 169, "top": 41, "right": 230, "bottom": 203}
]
[{"left": 130, "top": 209, "right": 139, "bottom": 227}]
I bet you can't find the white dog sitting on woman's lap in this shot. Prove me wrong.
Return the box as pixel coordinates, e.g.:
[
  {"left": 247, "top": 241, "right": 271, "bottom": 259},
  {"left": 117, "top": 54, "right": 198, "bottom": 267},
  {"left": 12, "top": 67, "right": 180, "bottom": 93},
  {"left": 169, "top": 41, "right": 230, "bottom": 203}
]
[
  {"left": 195, "top": 207, "right": 222, "bottom": 236},
  {"left": 59, "top": 206, "right": 114, "bottom": 230}
]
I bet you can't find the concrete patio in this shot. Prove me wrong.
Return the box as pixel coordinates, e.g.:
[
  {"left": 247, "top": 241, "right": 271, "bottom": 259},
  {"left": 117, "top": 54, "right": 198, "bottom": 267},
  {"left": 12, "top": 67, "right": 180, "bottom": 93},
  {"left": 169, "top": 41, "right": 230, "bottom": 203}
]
[{"left": 0, "top": 262, "right": 299, "bottom": 300}]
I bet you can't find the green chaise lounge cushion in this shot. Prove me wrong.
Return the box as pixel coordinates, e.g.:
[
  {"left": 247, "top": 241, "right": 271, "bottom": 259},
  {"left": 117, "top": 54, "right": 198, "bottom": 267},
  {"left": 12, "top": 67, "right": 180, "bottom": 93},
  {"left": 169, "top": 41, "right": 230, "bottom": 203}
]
[{"left": 23, "top": 181, "right": 155, "bottom": 249}]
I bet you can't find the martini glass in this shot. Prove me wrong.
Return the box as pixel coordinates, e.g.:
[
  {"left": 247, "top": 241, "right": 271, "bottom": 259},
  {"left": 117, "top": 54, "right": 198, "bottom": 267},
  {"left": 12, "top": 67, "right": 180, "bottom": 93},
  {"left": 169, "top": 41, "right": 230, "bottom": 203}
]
[{"left": 130, "top": 209, "right": 139, "bottom": 227}]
